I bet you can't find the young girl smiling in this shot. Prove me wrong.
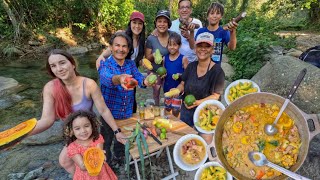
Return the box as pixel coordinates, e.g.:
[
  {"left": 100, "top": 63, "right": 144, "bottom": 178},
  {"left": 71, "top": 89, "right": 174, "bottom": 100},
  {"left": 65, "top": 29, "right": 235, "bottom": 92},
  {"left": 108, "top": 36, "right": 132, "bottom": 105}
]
[
  {"left": 64, "top": 110, "right": 117, "bottom": 180},
  {"left": 163, "top": 32, "right": 188, "bottom": 117}
]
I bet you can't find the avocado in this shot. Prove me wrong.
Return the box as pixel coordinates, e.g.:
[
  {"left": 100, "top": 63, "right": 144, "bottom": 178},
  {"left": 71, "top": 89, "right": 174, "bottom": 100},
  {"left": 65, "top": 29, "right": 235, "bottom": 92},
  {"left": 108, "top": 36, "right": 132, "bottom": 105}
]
[{"left": 184, "top": 94, "right": 196, "bottom": 106}]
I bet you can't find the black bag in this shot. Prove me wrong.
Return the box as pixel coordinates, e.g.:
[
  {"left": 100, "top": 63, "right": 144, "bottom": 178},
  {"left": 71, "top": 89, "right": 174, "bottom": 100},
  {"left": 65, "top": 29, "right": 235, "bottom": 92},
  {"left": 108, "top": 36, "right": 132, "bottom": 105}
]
[{"left": 299, "top": 45, "right": 320, "bottom": 68}]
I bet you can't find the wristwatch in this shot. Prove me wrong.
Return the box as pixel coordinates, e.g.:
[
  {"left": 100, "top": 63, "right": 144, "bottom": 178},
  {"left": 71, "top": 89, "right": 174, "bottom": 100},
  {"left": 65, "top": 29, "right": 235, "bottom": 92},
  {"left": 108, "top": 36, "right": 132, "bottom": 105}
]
[{"left": 113, "top": 128, "right": 121, "bottom": 135}]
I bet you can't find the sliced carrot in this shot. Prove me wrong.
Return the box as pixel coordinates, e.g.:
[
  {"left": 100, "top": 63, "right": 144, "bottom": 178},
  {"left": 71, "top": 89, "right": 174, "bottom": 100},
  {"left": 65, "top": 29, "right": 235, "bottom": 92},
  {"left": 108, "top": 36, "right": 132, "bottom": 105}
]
[{"left": 256, "top": 170, "right": 265, "bottom": 180}]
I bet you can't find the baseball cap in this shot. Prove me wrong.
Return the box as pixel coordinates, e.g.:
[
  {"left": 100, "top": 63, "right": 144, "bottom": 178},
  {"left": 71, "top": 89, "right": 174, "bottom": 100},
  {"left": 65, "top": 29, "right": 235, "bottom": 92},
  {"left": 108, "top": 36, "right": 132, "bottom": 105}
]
[
  {"left": 130, "top": 11, "right": 145, "bottom": 23},
  {"left": 195, "top": 32, "right": 214, "bottom": 46},
  {"left": 155, "top": 10, "right": 172, "bottom": 27}
]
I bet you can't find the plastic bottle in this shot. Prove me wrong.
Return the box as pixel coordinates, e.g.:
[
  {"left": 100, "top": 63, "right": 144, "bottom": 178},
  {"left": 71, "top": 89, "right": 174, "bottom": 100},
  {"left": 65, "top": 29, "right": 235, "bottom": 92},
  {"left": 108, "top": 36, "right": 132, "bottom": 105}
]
[{"left": 139, "top": 102, "right": 145, "bottom": 120}]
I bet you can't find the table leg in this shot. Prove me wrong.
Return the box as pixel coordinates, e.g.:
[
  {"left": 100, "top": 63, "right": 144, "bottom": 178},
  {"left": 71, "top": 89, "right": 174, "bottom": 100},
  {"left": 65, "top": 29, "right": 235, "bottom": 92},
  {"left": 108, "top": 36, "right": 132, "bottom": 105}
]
[
  {"left": 164, "top": 146, "right": 179, "bottom": 180},
  {"left": 156, "top": 148, "right": 164, "bottom": 158},
  {"left": 133, "top": 158, "right": 141, "bottom": 180}
]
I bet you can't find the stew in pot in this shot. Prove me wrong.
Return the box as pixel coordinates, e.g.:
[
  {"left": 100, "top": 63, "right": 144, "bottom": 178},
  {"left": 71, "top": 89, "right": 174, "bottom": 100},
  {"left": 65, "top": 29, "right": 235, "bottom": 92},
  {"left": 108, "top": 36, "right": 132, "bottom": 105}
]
[{"left": 222, "top": 103, "right": 301, "bottom": 179}]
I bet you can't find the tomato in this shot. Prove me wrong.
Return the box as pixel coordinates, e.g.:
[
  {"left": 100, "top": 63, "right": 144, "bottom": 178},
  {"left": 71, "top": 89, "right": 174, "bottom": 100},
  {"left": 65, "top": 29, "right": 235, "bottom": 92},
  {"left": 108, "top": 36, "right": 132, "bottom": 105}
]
[{"left": 124, "top": 77, "right": 138, "bottom": 88}]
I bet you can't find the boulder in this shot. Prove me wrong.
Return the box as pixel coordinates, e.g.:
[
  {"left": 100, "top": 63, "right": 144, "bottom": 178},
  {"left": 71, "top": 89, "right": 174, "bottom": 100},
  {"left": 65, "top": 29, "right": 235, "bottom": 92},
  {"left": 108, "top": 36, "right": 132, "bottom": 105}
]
[
  {"left": 21, "top": 121, "right": 64, "bottom": 145},
  {"left": 296, "top": 34, "right": 320, "bottom": 52},
  {"left": 252, "top": 55, "right": 320, "bottom": 114},
  {"left": 0, "top": 76, "right": 19, "bottom": 96},
  {"left": 221, "top": 62, "right": 235, "bottom": 81},
  {"left": 221, "top": 54, "right": 229, "bottom": 63},
  {"left": 285, "top": 48, "right": 303, "bottom": 58},
  {"left": 66, "top": 46, "right": 88, "bottom": 55}
]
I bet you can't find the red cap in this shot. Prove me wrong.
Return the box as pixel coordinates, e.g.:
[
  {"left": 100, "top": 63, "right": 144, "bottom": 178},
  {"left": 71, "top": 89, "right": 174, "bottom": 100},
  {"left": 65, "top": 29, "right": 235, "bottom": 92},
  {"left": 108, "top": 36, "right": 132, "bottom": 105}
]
[{"left": 130, "top": 11, "right": 145, "bottom": 23}]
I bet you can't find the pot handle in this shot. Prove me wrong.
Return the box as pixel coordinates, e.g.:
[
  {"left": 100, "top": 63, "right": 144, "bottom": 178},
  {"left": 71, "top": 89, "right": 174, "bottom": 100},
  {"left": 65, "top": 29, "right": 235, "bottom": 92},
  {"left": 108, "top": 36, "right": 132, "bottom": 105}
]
[
  {"left": 304, "top": 113, "right": 320, "bottom": 141},
  {"left": 207, "top": 137, "right": 219, "bottom": 162}
]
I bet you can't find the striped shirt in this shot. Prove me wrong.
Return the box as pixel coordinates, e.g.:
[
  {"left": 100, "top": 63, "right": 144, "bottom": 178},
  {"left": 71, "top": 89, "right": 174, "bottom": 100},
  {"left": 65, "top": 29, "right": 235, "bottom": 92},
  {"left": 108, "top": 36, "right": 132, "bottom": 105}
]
[{"left": 98, "top": 55, "right": 145, "bottom": 119}]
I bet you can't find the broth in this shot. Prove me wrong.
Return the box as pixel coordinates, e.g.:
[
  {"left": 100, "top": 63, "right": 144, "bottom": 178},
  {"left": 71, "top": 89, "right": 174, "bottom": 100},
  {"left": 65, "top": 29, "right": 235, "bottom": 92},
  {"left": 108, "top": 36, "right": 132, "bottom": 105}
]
[
  {"left": 181, "top": 139, "right": 206, "bottom": 165},
  {"left": 222, "top": 103, "right": 301, "bottom": 179}
]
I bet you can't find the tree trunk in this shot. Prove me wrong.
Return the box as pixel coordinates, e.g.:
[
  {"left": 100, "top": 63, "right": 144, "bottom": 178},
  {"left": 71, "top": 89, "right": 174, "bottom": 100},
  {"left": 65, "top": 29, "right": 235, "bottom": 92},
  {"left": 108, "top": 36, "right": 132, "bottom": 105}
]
[
  {"left": 240, "top": 0, "right": 249, "bottom": 13},
  {"left": 168, "top": 0, "right": 173, "bottom": 13},
  {"left": 1, "top": 0, "right": 20, "bottom": 43}
]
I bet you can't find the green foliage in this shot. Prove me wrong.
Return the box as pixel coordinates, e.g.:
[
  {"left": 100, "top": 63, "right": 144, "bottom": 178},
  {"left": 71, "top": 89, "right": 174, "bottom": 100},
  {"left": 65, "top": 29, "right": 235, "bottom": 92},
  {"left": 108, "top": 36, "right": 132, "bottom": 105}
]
[
  {"left": 227, "top": 13, "right": 274, "bottom": 80},
  {"left": 134, "top": 0, "right": 169, "bottom": 34},
  {"left": 99, "top": 0, "right": 134, "bottom": 32}
]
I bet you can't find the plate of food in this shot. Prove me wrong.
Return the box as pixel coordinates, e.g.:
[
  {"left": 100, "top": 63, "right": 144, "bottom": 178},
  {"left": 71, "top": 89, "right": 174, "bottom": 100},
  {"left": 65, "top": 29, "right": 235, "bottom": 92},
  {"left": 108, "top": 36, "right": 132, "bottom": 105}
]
[
  {"left": 193, "top": 100, "right": 225, "bottom": 134},
  {"left": 173, "top": 134, "right": 208, "bottom": 171},
  {"left": 195, "top": 161, "right": 233, "bottom": 180},
  {"left": 224, "top": 79, "right": 260, "bottom": 105}
]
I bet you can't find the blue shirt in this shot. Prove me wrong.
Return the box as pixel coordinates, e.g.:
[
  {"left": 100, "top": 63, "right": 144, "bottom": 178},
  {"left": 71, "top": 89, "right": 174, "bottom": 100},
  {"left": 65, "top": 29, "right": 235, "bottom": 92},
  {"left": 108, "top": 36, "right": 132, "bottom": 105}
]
[
  {"left": 98, "top": 55, "right": 145, "bottom": 120},
  {"left": 195, "top": 27, "right": 230, "bottom": 64},
  {"left": 163, "top": 54, "right": 184, "bottom": 93}
]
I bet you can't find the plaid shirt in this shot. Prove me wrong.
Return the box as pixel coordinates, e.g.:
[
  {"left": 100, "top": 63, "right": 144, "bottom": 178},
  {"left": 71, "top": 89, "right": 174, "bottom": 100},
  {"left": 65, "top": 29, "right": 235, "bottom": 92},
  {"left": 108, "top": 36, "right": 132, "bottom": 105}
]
[{"left": 98, "top": 56, "right": 145, "bottom": 120}]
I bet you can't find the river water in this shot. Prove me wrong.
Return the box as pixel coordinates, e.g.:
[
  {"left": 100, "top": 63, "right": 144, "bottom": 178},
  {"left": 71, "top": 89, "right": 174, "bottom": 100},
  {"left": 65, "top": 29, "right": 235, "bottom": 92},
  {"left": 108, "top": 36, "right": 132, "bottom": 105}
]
[{"left": 0, "top": 50, "right": 99, "bottom": 128}]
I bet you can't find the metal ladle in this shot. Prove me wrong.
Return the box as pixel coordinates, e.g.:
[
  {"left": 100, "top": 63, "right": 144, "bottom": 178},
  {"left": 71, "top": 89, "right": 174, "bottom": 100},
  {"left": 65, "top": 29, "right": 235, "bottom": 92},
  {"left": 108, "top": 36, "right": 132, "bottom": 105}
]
[
  {"left": 248, "top": 151, "right": 311, "bottom": 180},
  {"left": 264, "top": 68, "right": 307, "bottom": 136}
]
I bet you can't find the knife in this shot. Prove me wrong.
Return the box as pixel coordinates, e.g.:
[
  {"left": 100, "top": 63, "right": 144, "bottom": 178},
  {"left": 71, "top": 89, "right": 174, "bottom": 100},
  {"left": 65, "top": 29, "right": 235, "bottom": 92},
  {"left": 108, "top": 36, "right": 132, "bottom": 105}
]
[{"left": 138, "top": 122, "right": 162, "bottom": 145}]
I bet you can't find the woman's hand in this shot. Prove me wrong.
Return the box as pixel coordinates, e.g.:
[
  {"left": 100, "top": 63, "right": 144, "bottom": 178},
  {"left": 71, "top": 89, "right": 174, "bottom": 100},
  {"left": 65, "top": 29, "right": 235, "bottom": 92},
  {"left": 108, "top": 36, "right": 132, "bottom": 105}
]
[
  {"left": 115, "top": 132, "right": 127, "bottom": 144},
  {"left": 184, "top": 100, "right": 200, "bottom": 109},
  {"left": 96, "top": 55, "right": 105, "bottom": 69}
]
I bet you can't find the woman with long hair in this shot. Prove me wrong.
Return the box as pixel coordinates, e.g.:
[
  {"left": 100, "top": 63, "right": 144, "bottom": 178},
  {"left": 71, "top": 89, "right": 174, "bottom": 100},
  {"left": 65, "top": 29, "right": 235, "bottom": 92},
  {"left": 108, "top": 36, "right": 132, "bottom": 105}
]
[{"left": 30, "top": 49, "right": 126, "bottom": 175}]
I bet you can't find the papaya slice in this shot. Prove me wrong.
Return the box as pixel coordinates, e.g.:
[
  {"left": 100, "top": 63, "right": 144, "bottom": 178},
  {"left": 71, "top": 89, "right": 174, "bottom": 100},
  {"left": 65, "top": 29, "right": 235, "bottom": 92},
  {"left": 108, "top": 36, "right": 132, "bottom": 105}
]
[
  {"left": 0, "top": 118, "right": 37, "bottom": 150},
  {"left": 83, "top": 147, "right": 105, "bottom": 176}
]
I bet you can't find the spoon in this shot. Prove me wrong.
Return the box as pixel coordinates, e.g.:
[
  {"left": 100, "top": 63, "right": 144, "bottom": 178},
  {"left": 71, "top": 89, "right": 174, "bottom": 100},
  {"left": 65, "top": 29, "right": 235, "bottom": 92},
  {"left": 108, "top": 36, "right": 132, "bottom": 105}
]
[
  {"left": 264, "top": 68, "right": 307, "bottom": 136},
  {"left": 248, "top": 151, "right": 311, "bottom": 180}
]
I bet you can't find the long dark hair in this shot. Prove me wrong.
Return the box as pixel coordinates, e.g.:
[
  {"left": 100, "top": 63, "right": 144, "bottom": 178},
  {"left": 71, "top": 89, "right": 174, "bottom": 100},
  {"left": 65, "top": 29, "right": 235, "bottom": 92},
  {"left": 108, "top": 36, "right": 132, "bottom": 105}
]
[
  {"left": 63, "top": 110, "right": 101, "bottom": 146},
  {"left": 125, "top": 21, "right": 146, "bottom": 67}
]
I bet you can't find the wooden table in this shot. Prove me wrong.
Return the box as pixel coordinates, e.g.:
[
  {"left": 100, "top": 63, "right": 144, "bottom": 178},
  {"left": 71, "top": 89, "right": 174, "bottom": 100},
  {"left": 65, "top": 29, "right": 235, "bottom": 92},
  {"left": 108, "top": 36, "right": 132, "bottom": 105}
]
[{"left": 116, "top": 114, "right": 197, "bottom": 180}]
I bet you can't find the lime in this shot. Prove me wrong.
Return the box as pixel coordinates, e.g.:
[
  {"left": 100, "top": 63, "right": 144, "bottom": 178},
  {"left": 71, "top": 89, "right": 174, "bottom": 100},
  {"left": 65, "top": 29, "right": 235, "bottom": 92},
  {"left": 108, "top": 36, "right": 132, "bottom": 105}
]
[
  {"left": 161, "top": 128, "right": 167, "bottom": 133},
  {"left": 160, "top": 132, "right": 166, "bottom": 140}
]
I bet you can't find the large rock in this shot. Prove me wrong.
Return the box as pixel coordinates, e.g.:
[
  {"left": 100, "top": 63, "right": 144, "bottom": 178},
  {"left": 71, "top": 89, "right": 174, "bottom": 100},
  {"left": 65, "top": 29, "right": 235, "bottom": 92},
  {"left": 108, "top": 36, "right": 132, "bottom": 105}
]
[
  {"left": 21, "top": 121, "right": 64, "bottom": 145},
  {"left": 252, "top": 55, "right": 320, "bottom": 114},
  {"left": 296, "top": 33, "right": 320, "bottom": 52},
  {"left": 221, "top": 62, "right": 235, "bottom": 81},
  {"left": 0, "top": 76, "right": 19, "bottom": 96},
  {"left": 67, "top": 46, "right": 88, "bottom": 55}
]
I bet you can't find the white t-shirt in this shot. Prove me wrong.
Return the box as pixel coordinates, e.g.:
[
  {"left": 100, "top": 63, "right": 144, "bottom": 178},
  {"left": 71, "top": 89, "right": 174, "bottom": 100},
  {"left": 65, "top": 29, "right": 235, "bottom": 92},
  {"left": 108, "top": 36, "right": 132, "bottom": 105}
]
[
  {"left": 130, "top": 46, "right": 139, "bottom": 61},
  {"left": 170, "top": 18, "right": 203, "bottom": 63}
]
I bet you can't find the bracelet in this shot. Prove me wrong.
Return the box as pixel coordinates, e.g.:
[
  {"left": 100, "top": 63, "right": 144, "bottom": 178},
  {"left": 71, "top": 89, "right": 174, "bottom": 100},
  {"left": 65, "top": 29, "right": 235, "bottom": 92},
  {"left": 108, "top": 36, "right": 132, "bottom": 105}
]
[{"left": 113, "top": 128, "right": 121, "bottom": 135}]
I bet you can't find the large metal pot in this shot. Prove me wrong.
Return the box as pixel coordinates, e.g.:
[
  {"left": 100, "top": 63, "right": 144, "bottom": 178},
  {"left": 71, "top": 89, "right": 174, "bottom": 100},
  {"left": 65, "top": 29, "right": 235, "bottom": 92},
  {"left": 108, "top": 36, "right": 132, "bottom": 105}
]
[{"left": 210, "top": 92, "right": 320, "bottom": 180}]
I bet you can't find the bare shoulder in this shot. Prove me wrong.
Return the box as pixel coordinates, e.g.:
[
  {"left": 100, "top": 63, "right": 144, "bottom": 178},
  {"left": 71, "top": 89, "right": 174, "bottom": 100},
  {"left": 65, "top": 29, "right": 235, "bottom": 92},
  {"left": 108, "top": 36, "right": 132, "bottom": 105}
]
[
  {"left": 43, "top": 80, "right": 54, "bottom": 93},
  {"left": 84, "top": 78, "right": 99, "bottom": 92},
  {"left": 85, "top": 78, "right": 98, "bottom": 86}
]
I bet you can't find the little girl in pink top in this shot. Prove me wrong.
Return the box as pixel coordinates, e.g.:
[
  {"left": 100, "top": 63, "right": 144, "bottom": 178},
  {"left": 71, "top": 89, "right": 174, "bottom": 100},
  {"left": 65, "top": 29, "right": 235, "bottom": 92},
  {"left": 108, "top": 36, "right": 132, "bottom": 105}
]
[{"left": 63, "top": 110, "right": 117, "bottom": 180}]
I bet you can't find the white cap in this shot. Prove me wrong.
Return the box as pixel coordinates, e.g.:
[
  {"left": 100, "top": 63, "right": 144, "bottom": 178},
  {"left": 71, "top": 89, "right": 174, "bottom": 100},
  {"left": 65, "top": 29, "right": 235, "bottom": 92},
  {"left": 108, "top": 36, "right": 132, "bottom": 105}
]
[{"left": 195, "top": 32, "right": 214, "bottom": 46}]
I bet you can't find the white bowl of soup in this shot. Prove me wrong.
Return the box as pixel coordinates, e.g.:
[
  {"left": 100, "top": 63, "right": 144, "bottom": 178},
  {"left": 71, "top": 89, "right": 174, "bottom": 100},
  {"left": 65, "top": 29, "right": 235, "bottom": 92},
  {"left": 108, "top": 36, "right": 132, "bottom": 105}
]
[
  {"left": 195, "top": 161, "right": 233, "bottom": 180},
  {"left": 224, "top": 79, "right": 260, "bottom": 105},
  {"left": 193, "top": 100, "right": 225, "bottom": 134},
  {"left": 173, "top": 134, "right": 208, "bottom": 171}
]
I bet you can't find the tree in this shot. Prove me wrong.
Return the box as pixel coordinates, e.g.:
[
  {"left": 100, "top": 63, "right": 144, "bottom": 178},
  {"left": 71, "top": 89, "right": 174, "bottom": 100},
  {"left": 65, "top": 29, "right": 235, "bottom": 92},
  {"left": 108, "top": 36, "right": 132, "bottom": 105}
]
[{"left": 1, "top": 0, "right": 20, "bottom": 43}]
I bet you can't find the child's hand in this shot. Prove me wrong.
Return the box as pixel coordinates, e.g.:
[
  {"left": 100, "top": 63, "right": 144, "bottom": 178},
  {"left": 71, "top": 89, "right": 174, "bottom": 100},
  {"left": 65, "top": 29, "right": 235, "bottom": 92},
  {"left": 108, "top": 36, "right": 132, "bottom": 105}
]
[
  {"left": 172, "top": 73, "right": 180, "bottom": 80},
  {"left": 226, "top": 19, "right": 238, "bottom": 32}
]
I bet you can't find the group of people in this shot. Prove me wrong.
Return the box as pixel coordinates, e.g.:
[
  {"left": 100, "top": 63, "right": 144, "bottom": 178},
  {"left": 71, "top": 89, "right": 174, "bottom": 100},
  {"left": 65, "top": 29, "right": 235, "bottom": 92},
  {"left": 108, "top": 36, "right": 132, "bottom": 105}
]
[{"left": 27, "top": 1, "right": 239, "bottom": 179}]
